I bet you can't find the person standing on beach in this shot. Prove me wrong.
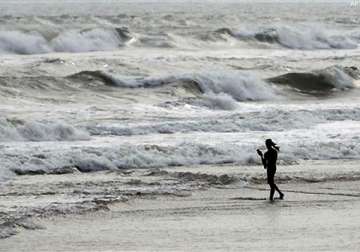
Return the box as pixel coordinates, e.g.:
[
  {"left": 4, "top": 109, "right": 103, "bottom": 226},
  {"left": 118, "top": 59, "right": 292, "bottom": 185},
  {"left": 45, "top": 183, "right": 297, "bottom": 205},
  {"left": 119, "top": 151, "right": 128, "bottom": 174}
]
[{"left": 257, "top": 139, "right": 284, "bottom": 201}]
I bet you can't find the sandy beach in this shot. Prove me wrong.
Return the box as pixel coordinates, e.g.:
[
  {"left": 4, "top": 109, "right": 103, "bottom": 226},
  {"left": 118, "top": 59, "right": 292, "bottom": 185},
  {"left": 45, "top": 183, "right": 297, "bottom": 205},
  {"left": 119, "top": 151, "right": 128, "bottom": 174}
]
[{"left": 1, "top": 161, "right": 360, "bottom": 252}]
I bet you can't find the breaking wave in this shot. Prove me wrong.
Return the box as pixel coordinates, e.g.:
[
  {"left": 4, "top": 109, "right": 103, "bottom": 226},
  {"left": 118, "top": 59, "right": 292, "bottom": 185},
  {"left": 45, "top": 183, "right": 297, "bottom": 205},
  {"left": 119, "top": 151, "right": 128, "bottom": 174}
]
[
  {"left": 69, "top": 65, "right": 358, "bottom": 106},
  {"left": 0, "top": 22, "right": 358, "bottom": 54},
  {"left": 0, "top": 65, "right": 357, "bottom": 113},
  {"left": 68, "top": 70, "right": 278, "bottom": 108},
  {"left": 2, "top": 138, "right": 360, "bottom": 180},
  {"left": 2, "top": 142, "right": 254, "bottom": 178},
  {"left": 212, "top": 25, "right": 358, "bottom": 50},
  {"left": 0, "top": 27, "right": 133, "bottom": 54},
  {"left": 0, "top": 118, "right": 89, "bottom": 142},
  {"left": 87, "top": 107, "right": 360, "bottom": 136},
  {"left": 268, "top": 66, "right": 356, "bottom": 94}
]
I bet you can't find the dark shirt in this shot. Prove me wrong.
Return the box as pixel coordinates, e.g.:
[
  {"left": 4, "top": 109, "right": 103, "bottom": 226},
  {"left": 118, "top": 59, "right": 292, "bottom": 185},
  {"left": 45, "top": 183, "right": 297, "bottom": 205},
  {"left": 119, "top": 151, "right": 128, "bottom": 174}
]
[{"left": 264, "top": 148, "right": 277, "bottom": 172}]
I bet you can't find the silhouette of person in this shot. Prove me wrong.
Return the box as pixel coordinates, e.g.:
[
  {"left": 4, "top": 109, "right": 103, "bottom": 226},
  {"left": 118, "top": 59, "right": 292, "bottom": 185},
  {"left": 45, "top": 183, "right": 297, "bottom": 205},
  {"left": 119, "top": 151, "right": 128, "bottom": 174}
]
[{"left": 257, "top": 139, "right": 284, "bottom": 201}]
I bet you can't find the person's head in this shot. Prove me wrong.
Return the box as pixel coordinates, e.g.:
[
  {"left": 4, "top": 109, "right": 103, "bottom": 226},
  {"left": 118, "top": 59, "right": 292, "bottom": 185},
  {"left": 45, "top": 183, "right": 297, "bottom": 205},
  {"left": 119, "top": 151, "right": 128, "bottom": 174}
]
[{"left": 265, "top": 139, "right": 279, "bottom": 151}]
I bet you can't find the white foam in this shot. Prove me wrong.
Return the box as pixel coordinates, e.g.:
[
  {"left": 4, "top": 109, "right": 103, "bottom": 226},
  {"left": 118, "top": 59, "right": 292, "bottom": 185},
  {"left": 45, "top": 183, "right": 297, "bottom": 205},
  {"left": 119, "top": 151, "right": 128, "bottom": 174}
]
[
  {"left": 0, "top": 118, "right": 90, "bottom": 142},
  {"left": 51, "top": 28, "right": 124, "bottom": 53},
  {"left": 107, "top": 70, "right": 278, "bottom": 106},
  {"left": 2, "top": 128, "right": 360, "bottom": 179},
  {"left": 316, "top": 66, "right": 354, "bottom": 89},
  {"left": 193, "top": 71, "right": 278, "bottom": 102},
  {"left": 0, "top": 28, "right": 127, "bottom": 54},
  {"left": 276, "top": 25, "right": 357, "bottom": 50},
  {"left": 0, "top": 31, "right": 51, "bottom": 54},
  {"left": 236, "top": 24, "right": 358, "bottom": 50},
  {"left": 1, "top": 118, "right": 360, "bottom": 182},
  {"left": 87, "top": 108, "right": 360, "bottom": 137},
  {"left": 0, "top": 23, "right": 357, "bottom": 56},
  {"left": 202, "top": 92, "right": 239, "bottom": 110}
]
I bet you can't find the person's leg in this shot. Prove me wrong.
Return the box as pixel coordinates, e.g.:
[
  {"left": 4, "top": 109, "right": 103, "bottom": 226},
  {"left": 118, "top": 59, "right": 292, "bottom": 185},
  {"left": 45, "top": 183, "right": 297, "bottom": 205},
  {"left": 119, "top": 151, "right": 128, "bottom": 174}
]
[
  {"left": 269, "top": 184, "right": 275, "bottom": 201},
  {"left": 267, "top": 173, "right": 275, "bottom": 201},
  {"left": 274, "top": 184, "right": 284, "bottom": 199},
  {"left": 273, "top": 171, "right": 284, "bottom": 199}
]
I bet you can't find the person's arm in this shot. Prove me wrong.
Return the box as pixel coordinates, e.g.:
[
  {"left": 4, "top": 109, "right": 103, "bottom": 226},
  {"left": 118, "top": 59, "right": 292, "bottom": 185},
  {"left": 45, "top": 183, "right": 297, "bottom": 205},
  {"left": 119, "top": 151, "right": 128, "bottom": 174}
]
[{"left": 257, "top": 149, "right": 267, "bottom": 169}]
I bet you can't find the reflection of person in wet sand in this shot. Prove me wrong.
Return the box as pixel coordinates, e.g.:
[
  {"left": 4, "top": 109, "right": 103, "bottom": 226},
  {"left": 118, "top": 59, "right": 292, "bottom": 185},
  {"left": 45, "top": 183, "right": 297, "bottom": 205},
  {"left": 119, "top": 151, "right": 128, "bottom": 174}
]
[{"left": 257, "top": 139, "right": 284, "bottom": 201}]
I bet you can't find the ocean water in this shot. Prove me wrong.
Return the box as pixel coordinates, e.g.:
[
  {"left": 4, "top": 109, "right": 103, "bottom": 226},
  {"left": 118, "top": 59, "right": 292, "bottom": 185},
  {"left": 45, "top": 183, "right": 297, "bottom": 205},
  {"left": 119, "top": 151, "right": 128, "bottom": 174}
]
[{"left": 1, "top": 0, "right": 360, "bottom": 239}]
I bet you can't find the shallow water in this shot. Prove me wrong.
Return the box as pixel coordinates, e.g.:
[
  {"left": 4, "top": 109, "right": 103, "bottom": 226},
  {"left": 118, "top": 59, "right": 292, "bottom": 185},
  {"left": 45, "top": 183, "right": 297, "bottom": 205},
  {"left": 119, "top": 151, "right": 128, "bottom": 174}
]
[{"left": 2, "top": 177, "right": 360, "bottom": 251}]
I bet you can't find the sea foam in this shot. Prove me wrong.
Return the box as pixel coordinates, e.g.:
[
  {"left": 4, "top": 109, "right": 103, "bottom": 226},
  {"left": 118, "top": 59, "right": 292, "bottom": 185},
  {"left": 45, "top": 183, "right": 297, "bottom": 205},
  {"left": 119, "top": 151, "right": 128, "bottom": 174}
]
[
  {"left": 0, "top": 28, "right": 131, "bottom": 54},
  {"left": 69, "top": 70, "right": 278, "bottom": 109},
  {"left": 219, "top": 25, "right": 358, "bottom": 50},
  {"left": 0, "top": 118, "right": 90, "bottom": 142}
]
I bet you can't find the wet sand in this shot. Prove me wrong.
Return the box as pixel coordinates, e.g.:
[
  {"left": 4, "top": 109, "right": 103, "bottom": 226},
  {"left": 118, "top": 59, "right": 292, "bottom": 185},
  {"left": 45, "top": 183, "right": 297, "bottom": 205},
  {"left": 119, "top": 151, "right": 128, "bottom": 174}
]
[{"left": 2, "top": 179, "right": 360, "bottom": 252}]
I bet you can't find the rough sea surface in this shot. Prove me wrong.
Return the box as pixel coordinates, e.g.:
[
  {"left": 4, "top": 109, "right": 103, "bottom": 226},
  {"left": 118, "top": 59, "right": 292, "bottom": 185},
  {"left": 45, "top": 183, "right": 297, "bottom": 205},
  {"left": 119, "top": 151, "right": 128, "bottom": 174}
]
[{"left": 1, "top": 0, "right": 360, "bottom": 244}]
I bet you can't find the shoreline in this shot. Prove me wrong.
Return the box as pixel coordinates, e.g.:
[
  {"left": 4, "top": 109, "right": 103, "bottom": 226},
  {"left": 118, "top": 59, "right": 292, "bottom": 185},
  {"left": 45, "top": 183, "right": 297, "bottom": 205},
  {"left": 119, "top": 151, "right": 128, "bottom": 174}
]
[{"left": 1, "top": 161, "right": 360, "bottom": 251}]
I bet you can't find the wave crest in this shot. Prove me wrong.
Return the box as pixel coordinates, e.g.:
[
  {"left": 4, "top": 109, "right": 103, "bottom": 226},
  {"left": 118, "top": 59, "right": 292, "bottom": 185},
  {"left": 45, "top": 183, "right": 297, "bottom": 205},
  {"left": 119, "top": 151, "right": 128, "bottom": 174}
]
[
  {"left": 0, "top": 27, "right": 133, "bottom": 54},
  {"left": 0, "top": 118, "right": 90, "bottom": 142},
  {"left": 3, "top": 139, "right": 360, "bottom": 179},
  {"left": 68, "top": 70, "right": 277, "bottom": 109},
  {"left": 212, "top": 25, "right": 358, "bottom": 50},
  {"left": 268, "top": 66, "right": 355, "bottom": 94},
  {"left": 1, "top": 22, "right": 358, "bottom": 54}
]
